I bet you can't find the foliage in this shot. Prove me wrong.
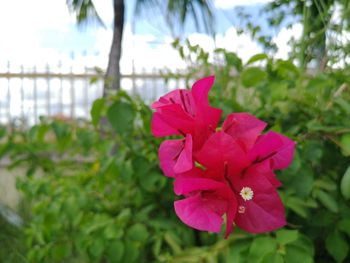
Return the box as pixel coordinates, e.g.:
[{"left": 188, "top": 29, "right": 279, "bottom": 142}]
[{"left": 1, "top": 43, "right": 350, "bottom": 262}]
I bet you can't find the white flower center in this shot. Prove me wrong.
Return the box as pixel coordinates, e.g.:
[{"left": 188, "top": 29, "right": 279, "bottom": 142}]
[{"left": 240, "top": 187, "right": 254, "bottom": 201}]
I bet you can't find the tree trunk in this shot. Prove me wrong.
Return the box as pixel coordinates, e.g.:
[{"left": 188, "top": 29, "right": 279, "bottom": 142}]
[{"left": 104, "top": 0, "right": 125, "bottom": 96}]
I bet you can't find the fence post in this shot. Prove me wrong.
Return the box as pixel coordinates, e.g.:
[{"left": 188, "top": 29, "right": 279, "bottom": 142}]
[
  {"left": 33, "top": 66, "right": 38, "bottom": 125},
  {"left": 20, "top": 65, "right": 25, "bottom": 124},
  {"left": 84, "top": 66, "right": 89, "bottom": 118},
  {"left": 46, "top": 64, "right": 51, "bottom": 117},
  {"left": 70, "top": 66, "right": 75, "bottom": 119},
  {"left": 6, "top": 61, "right": 11, "bottom": 123}
]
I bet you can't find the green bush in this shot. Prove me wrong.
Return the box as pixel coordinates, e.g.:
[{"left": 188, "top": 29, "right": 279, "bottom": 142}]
[{"left": 0, "top": 45, "right": 350, "bottom": 262}]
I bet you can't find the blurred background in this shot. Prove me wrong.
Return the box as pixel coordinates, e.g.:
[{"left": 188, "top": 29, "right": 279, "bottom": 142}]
[{"left": 0, "top": 0, "right": 350, "bottom": 262}]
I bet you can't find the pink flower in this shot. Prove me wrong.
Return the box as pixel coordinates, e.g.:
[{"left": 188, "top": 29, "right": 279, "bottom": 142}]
[
  {"left": 152, "top": 76, "right": 222, "bottom": 149},
  {"left": 153, "top": 76, "right": 222, "bottom": 176},
  {"left": 151, "top": 76, "right": 295, "bottom": 238}
]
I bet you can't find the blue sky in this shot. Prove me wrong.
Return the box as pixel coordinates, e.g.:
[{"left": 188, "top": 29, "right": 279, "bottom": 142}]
[{"left": 0, "top": 0, "right": 301, "bottom": 73}]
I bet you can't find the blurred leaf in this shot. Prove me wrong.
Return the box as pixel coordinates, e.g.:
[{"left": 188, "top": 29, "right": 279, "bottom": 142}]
[
  {"left": 127, "top": 223, "right": 149, "bottom": 243},
  {"left": 338, "top": 219, "right": 350, "bottom": 237},
  {"left": 248, "top": 236, "right": 277, "bottom": 262},
  {"left": 246, "top": 53, "right": 268, "bottom": 65},
  {"left": 315, "top": 190, "right": 339, "bottom": 213},
  {"left": 276, "top": 229, "right": 299, "bottom": 245},
  {"left": 325, "top": 230, "right": 349, "bottom": 263},
  {"left": 241, "top": 67, "right": 267, "bottom": 87},
  {"left": 340, "top": 134, "right": 350, "bottom": 156},
  {"left": 107, "top": 101, "right": 135, "bottom": 134},
  {"left": 340, "top": 165, "right": 350, "bottom": 200},
  {"left": 90, "top": 98, "right": 105, "bottom": 127},
  {"left": 106, "top": 240, "right": 124, "bottom": 263},
  {"left": 285, "top": 235, "right": 314, "bottom": 263}
]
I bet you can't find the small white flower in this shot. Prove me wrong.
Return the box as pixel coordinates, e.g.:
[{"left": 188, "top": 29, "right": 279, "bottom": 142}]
[{"left": 240, "top": 187, "right": 254, "bottom": 201}]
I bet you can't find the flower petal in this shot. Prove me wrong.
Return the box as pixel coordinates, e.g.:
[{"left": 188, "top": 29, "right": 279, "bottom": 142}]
[
  {"left": 174, "top": 193, "right": 226, "bottom": 233},
  {"left": 151, "top": 112, "right": 181, "bottom": 137},
  {"left": 174, "top": 177, "right": 228, "bottom": 196},
  {"left": 196, "top": 132, "right": 250, "bottom": 176},
  {"left": 191, "top": 75, "right": 215, "bottom": 106},
  {"left": 223, "top": 113, "right": 267, "bottom": 151},
  {"left": 158, "top": 135, "right": 193, "bottom": 177},
  {"left": 233, "top": 170, "right": 286, "bottom": 233},
  {"left": 248, "top": 131, "right": 295, "bottom": 170}
]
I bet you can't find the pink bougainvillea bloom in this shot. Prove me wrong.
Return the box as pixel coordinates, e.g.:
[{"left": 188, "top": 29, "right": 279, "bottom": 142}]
[
  {"left": 151, "top": 76, "right": 222, "bottom": 150},
  {"left": 151, "top": 76, "right": 296, "bottom": 238}
]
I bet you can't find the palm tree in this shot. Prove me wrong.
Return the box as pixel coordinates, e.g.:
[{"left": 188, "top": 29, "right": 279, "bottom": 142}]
[{"left": 66, "top": 0, "right": 214, "bottom": 96}]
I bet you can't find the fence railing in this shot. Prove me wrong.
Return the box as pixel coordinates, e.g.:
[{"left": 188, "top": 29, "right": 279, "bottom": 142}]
[{"left": 0, "top": 65, "right": 186, "bottom": 126}]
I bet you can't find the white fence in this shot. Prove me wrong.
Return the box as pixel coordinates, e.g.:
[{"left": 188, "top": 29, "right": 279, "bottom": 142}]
[{"left": 0, "top": 63, "right": 187, "bottom": 126}]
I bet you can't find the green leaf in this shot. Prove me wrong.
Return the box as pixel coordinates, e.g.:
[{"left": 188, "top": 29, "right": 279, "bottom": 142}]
[
  {"left": 248, "top": 236, "right": 277, "bottom": 262},
  {"left": 285, "top": 235, "right": 314, "bottom": 263},
  {"left": 139, "top": 171, "right": 166, "bottom": 192},
  {"left": 276, "top": 230, "right": 299, "bottom": 245},
  {"left": 241, "top": 67, "right": 267, "bottom": 87},
  {"left": 88, "top": 238, "right": 105, "bottom": 259},
  {"left": 107, "top": 101, "right": 135, "bottom": 134},
  {"left": 106, "top": 240, "right": 125, "bottom": 263},
  {"left": 246, "top": 53, "right": 268, "bottom": 65},
  {"left": 122, "top": 241, "right": 139, "bottom": 263},
  {"left": 261, "top": 252, "right": 283, "bottom": 263},
  {"left": 127, "top": 223, "right": 148, "bottom": 243},
  {"left": 316, "top": 190, "right": 339, "bottom": 213},
  {"left": 325, "top": 230, "right": 349, "bottom": 263},
  {"left": 90, "top": 98, "right": 105, "bottom": 127},
  {"left": 340, "top": 165, "right": 350, "bottom": 200},
  {"left": 285, "top": 196, "right": 308, "bottom": 218},
  {"left": 340, "top": 134, "right": 350, "bottom": 156},
  {"left": 338, "top": 219, "right": 350, "bottom": 237}
]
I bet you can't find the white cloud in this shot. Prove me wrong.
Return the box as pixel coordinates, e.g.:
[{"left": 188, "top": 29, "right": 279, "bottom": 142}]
[
  {"left": 273, "top": 23, "right": 302, "bottom": 59},
  {"left": 214, "top": 0, "right": 273, "bottom": 9}
]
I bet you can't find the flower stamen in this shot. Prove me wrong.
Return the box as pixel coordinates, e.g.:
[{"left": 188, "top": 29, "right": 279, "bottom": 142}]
[{"left": 240, "top": 187, "right": 254, "bottom": 201}]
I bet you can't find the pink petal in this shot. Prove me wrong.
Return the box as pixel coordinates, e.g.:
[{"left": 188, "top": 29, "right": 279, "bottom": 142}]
[
  {"left": 250, "top": 160, "right": 282, "bottom": 188},
  {"left": 248, "top": 131, "right": 283, "bottom": 162},
  {"left": 158, "top": 135, "right": 193, "bottom": 177},
  {"left": 248, "top": 131, "right": 295, "bottom": 170},
  {"left": 191, "top": 76, "right": 215, "bottom": 106},
  {"left": 174, "top": 134, "right": 193, "bottom": 174},
  {"left": 151, "top": 112, "right": 181, "bottom": 137},
  {"left": 196, "top": 132, "right": 250, "bottom": 176},
  {"left": 233, "top": 169, "right": 286, "bottom": 233},
  {"left": 174, "top": 177, "right": 227, "bottom": 196},
  {"left": 156, "top": 104, "right": 195, "bottom": 135},
  {"left": 270, "top": 133, "right": 295, "bottom": 170},
  {"left": 174, "top": 193, "right": 225, "bottom": 233},
  {"left": 222, "top": 113, "right": 267, "bottom": 151}
]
